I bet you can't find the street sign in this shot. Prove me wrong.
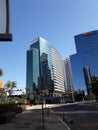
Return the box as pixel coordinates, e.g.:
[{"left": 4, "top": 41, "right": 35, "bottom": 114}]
[{"left": 0, "top": 0, "right": 12, "bottom": 41}]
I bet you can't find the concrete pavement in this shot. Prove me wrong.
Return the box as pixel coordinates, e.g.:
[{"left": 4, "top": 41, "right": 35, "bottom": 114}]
[{"left": 0, "top": 104, "right": 70, "bottom": 130}]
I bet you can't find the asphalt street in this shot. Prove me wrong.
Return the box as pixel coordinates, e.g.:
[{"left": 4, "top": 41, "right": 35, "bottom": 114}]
[{"left": 51, "top": 102, "right": 98, "bottom": 130}]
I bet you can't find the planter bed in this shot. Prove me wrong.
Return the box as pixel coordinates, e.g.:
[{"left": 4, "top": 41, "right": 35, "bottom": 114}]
[
  {"left": 16, "top": 107, "right": 22, "bottom": 114},
  {"left": 0, "top": 112, "right": 15, "bottom": 124}
]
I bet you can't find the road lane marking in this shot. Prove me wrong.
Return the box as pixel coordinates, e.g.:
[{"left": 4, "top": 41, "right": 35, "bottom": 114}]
[{"left": 52, "top": 111, "right": 98, "bottom": 114}]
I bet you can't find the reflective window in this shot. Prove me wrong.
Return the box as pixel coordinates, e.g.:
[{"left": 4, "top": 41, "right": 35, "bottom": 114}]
[{"left": 70, "top": 30, "right": 98, "bottom": 94}]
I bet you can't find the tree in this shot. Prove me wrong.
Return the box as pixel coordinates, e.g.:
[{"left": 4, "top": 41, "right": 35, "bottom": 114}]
[
  {"left": 0, "top": 69, "right": 4, "bottom": 88},
  {"left": 12, "top": 81, "right": 17, "bottom": 88},
  {"left": 0, "top": 88, "right": 7, "bottom": 99},
  {"left": 33, "top": 86, "right": 39, "bottom": 103},
  {"left": 25, "top": 86, "right": 30, "bottom": 95},
  {"left": 90, "top": 76, "right": 98, "bottom": 99},
  {"left": 5, "top": 80, "right": 17, "bottom": 96},
  {"left": 0, "top": 69, "right": 3, "bottom": 77}
]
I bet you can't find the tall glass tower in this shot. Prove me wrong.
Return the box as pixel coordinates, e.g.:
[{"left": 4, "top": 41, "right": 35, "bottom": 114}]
[
  {"left": 70, "top": 30, "right": 98, "bottom": 94},
  {"left": 26, "top": 48, "right": 39, "bottom": 92},
  {"left": 63, "top": 57, "right": 74, "bottom": 92},
  {"left": 83, "top": 66, "right": 91, "bottom": 95},
  {"left": 26, "top": 37, "right": 65, "bottom": 94}
]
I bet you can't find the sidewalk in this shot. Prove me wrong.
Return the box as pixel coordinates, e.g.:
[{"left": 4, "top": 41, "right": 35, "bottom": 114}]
[{"left": 0, "top": 105, "right": 70, "bottom": 130}]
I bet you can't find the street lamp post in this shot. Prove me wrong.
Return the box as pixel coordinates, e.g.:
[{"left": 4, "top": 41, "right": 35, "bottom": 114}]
[{"left": 38, "top": 76, "right": 45, "bottom": 130}]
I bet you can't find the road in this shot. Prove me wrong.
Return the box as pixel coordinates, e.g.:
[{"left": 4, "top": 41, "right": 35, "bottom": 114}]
[{"left": 51, "top": 102, "right": 98, "bottom": 130}]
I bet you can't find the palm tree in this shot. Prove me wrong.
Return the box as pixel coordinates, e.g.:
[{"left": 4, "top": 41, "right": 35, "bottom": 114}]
[
  {"left": 0, "top": 69, "right": 3, "bottom": 77},
  {"left": 90, "top": 76, "right": 98, "bottom": 100},
  {"left": 5, "top": 80, "right": 17, "bottom": 96},
  {"left": 12, "top": 81, "right": 17, "bottom": 89},
  {"left": 25, "top": 87, "right": 30, "bottom": 95}
]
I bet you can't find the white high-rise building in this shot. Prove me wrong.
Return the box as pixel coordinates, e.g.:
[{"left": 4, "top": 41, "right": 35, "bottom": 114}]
[{"left": 52, "top": 48, "right": 65, "bottom": 93}]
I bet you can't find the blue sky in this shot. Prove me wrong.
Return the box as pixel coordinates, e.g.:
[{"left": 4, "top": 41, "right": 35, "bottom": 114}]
[{"left": 0, "top": 0, "right": 98, "bottom": 92}]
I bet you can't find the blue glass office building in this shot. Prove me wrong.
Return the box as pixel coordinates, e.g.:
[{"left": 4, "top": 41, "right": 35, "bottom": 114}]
[
  {"left": 70, "top": 30, "right": 98, "bottom": 94},
  {"left": 26, "top": 37, "right": 65, "bottom": 94},
  {"left": 26, "top": 48, "right": 40, "bottom": 92}
]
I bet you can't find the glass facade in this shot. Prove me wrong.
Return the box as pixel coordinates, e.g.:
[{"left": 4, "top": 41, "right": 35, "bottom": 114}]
[
  {"left": 26, "top": 37, "right": 65, "bottom": 94},
  {"left": 63, "top": 58, "right": 74, "bottom": 92},
  {"left": 26, "top": 48, "right": 39, "bottom": 92},
  {"left": 70, "top": 30, "right": 98, "bottom": 94},
  {"left": 83, "top": 66, "right": 91, "bottom": 95}
]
